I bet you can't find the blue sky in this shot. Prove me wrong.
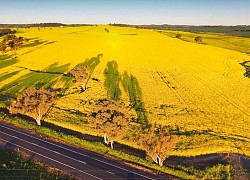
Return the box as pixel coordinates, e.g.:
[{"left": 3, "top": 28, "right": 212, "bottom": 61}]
[{"left": 1, "top": 0, "right": 250, "bottom": 25}]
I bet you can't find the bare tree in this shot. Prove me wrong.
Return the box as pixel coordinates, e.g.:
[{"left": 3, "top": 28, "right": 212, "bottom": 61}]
[
  {"left": 139, "top": 124, "right": 176, "bottom": 166},
  {"left": 69, "top": 65, "right": 91, "bottom": 92},
  {"left": 195, "top": 36, "right": 202, "bottom": 43},
  {"left": 10, "top": 88, "right": 56, "bottom": 126},
  {"left": 89, "top": 99, "right": 129, "bottom": 149}
]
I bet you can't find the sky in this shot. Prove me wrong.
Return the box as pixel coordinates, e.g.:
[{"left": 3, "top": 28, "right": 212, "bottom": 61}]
[{"left": 1, "top": 0, "right": 250, "bottom": 25}]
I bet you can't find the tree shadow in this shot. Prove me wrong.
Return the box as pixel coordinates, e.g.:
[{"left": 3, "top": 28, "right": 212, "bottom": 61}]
[
  {"left": 75, "top": 54, "right": 102, "bottom": 71},
  {"left": 0, "top": 63, "right": 71, "bottom": 96},
  {"left": 0, "top": 54, "right": 18, "bottom": 69},
  {"left": 240, "top": 60, "right": 250, "bottom": 78},
  {"left": 23, "top": 39, "right": 56, "bottom": 48},
  {"left": 121, "top": 71, "right": 148, "bottom": 126},
  {"left": 104, "top": 61, "right": 121, "bottom": 100},
  {"left": 70, "top": 54, "right": 102, "bottom": 91},
  {"left": 0, "top": 71, "right": 20, "bottom": 83}
]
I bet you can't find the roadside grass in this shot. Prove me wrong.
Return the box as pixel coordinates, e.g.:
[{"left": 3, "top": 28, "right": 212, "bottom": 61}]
[
  {"left": 0, "top": 149, "right": 72, "bottom": 179},
  {"left": 158, "top": 30, "right": 250, "bottom": 54},
  {"left": 177, "top": 164, "right": 234, "bottom": 180}
]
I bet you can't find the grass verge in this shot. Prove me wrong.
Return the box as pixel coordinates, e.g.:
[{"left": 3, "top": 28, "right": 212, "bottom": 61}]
[{"left": 0, "top": 148, "right": 72, "bottom": 179}]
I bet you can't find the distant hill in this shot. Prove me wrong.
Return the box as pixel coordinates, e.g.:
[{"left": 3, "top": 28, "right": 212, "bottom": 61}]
[{"left": 111, "top": 24, "right": 250, "bottom": 37}]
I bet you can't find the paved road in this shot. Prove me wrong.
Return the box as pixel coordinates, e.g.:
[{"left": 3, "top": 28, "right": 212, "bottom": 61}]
[{"left": 0, "top": 122, "right": 175, "bottom": 179}]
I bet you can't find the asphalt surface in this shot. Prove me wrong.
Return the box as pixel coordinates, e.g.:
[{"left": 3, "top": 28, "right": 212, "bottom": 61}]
[{"left": 0, "top": 122, "right": 175, "bottom": 179}]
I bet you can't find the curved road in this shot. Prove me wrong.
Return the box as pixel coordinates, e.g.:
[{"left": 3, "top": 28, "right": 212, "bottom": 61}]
[{"left": 0, "top": 122, "right": 175, "bottom": 179}]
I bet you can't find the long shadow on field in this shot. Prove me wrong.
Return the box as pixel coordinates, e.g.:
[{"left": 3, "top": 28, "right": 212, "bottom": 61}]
[
  {"left": 0, "top": 63, "right": 71, "bottom": 96},
  {"left": 0, "top": 54, "right": 18, "bottom": 69},
  {"left": 23, "top": 39, "right": 56, "bottom": 48},
  {"left": 74, "top": 54, "right": 102, "bottom": 71},
  {"left": 121, "top": 71, "right": 148, "bottom": 126},
  {"left": 70, "top": 54, "right": 102, "bottom": 92},
  {"left": 104, "top": 61, "right": 121, "bottom": 100},
  {"left": 0, "top": 71, "right": 20, "bottom": 83},
  {"left": 240, "top": 60, "right": 250, "bottom": 78}
]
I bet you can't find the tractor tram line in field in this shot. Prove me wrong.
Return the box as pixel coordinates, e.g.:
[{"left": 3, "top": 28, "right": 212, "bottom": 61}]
[{"left": 155, "top": 70, "right": 198, "bottom": 123}]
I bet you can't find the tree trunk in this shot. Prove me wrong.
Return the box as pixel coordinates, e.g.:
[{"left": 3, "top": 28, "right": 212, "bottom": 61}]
[
  {"left": 82, "top": 82, "right": 86, "bottom": 91},
  {"left": 157, "top": 154, "right": 164, "bottom": 166},
  {"left": 158, "top": 157, "right": 163, "bottom": 166},
  {"left": 104, "top": 133, "right": 108, "bottom": 144},
  {"left": 152, "top": 157, "right": 158, "bottom": 164},
  {"left": 110, "top": 141, "right": 114, "bottom": 149},
  {"left": 36, "top": 108, "right": 41, "bottom": 126},
  {"left": 36, "top": 118, "right": 41, "bottom": 126}
]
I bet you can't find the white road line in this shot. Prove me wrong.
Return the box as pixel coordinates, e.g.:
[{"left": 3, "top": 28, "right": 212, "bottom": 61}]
[
  {"left": 106, "top": 171, "right": 116, "bottom": 175},
  {"left": 0, "top": 123, "right": 154, "bottom": 180},
  {"left": 0, "top": 131, "right": 87, "bottom": 165},
  {"left": 0, "top": 137, "right": 102, "bottom": 180}
]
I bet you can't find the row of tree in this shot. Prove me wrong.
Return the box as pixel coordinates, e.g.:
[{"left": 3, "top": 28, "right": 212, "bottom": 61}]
[
  {"left": 88, "top": 98, "right": 176, "bottom": 166},
  {"left": 8, "top": 64, "right": 176, "bottom": 166}
]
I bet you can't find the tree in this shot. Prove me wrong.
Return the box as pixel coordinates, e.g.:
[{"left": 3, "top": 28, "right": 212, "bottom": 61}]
[
  {"left": 105, "top": 28, "right": 109, "bottom": 33},
  {"left": 0, "top": 34, "right": 24, "bottom": 54},
  {"left": 24, "top": 38, "right": 30, "bottom": 43},
  {"left": 0, "top": 42, "right": 7, "bottom": 53},
  {"left": 10, "top": 88, "right": 56, "bottom": 126},
  {"left": 139, "top": 124, "right": 176, "bottom": 166},
  {"left": 89, "top": 99, "right": 129, "bottom": 149},
  {"left": 195, "top": 36, "right": 202, "bottom": 43},
  {"left": 69, "top": 65, "right": 91, "bottom": 92},
  {"left": 176, "top": 34, "right": 182, "bottom": 39},
  {"left": 34, "top": 40, "right": 40, "bottom": 46}
]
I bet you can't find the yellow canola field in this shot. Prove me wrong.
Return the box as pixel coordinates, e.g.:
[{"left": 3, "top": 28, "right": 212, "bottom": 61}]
[{"left": 1, "top": 25, "right": 250, "bottom": 156}]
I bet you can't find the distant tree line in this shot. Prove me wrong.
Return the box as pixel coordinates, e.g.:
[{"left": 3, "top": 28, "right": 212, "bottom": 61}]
[{"left": 0, "top": 23, "right": 96, "bottom": 28}]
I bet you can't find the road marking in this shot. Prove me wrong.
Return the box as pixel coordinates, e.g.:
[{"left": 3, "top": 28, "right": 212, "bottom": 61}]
[
  {"left": 0, "top": 137, "right": 102, "bottom": 180},
  {"left": 106, "top": 171, "right": 115, "bottom": 175},
  {"left": 0, "top": 131, "right": 87, "bottom": 165},
  {"left": 0, "top": 123, "right": 154, "bottom": 180}
]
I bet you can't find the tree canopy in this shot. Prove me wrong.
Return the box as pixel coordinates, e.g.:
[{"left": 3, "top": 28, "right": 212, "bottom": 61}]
[
  {"left": 88, "top": 98, "right": 130, "bottom": 149},
  {"left": 10, "top": 88, "right": 56, "bottom": 126},
  {"left": 139, "top": 124, "right": 176, "bottom": 166},
  {"left": 69, "top": 65, "right": 91, "bottom": 92}
]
